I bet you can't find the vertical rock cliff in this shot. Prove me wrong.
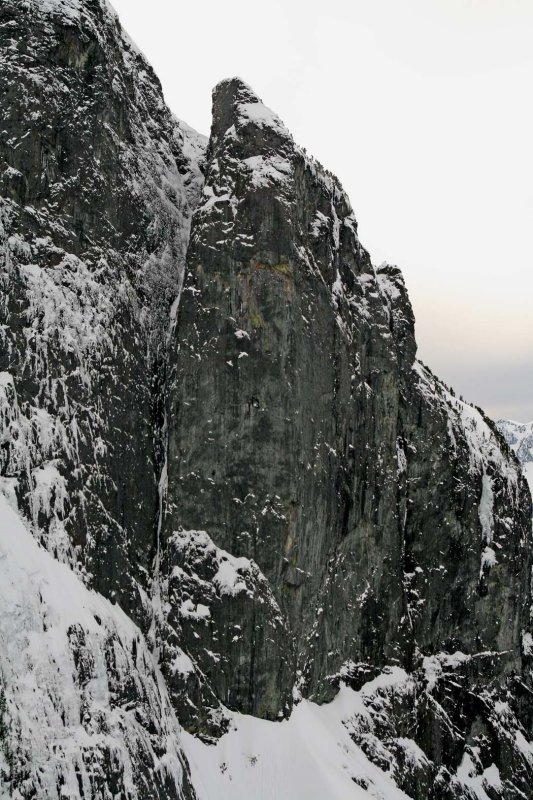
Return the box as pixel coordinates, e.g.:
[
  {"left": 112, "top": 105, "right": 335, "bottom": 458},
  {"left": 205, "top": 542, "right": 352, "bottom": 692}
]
[
  {"left": 161, "top": 77, "right": 533, "bottom": 797},
  {"left": 1, "top": 2, "right": 532, "bottom": 799},
  {"left": 0, "top": 0, "right": 203, "bottom": 795},
  {"left": 0, "top": 0, "right": 204, "bottom": 614}
]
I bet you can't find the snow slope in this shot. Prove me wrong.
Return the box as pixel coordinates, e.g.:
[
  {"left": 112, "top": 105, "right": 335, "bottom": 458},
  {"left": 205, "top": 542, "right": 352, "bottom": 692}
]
[
  {"left": 184, "top": 673, "right": 414, "bottom": 800},
  {"left": 0, "top": 494, "right": 193, "bottom": 799},
  {"left": 183, "top": 665, "right": 508, "bottom": 800}
]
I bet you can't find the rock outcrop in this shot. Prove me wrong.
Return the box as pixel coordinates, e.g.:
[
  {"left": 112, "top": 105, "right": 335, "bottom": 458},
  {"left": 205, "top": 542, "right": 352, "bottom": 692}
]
[
  {"left": 162, "top": 77, "right": 533, "bottom": 797},
  {"left": 1, "top": 2, "right": 532, "bottom": 798}
]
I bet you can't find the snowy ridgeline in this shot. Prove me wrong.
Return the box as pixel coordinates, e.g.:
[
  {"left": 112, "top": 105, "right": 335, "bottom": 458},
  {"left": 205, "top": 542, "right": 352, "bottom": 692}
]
[{"left": 414, "top": 362, "right": 524, "bottom": 577}]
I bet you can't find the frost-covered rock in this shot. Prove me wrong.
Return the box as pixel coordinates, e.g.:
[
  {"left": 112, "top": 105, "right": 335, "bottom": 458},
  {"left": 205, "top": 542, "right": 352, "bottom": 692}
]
[
  {"left": 1, "top": 0, "right": 203, "bottom": 795},
  {"left": 159, "top": 529, "right": 291, "bottom": 738},
  {"left": 0, "top": 0, "right": 205, "bottom": 616}
]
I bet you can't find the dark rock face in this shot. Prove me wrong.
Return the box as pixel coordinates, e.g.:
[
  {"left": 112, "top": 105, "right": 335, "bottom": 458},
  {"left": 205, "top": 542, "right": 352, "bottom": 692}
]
[
  {"left": 0, "top": 0, "right": 203, "bottom": 795},
  {"left": 165, "top": 79, "right": 412, "bottom": 722},
  {"left": 1, "top": 2, "right": 533, "bottom": 798},
  {"left": 163, "top": 78, "right": 533, "bottom": 791},
  {"left": 0, "top": 0, "right": 204, "bottom": 617}
]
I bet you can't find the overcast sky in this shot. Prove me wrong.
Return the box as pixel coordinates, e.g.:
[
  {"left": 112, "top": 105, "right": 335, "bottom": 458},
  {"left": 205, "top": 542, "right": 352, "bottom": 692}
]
[{"left": 111, "top": 0, "right": 533, "bottom": 421}]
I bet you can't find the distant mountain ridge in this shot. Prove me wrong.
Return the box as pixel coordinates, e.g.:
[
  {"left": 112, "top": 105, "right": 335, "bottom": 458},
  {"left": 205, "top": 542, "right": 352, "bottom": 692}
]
[{"left": 497, "top": 419, "right": 533, "bottom": 501}]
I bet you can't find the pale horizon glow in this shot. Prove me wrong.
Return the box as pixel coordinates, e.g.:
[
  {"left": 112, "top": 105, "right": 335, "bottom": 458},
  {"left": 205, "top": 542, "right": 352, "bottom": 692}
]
[{"left": 111, "top": 0, "right": 533, "bottom": 421}]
